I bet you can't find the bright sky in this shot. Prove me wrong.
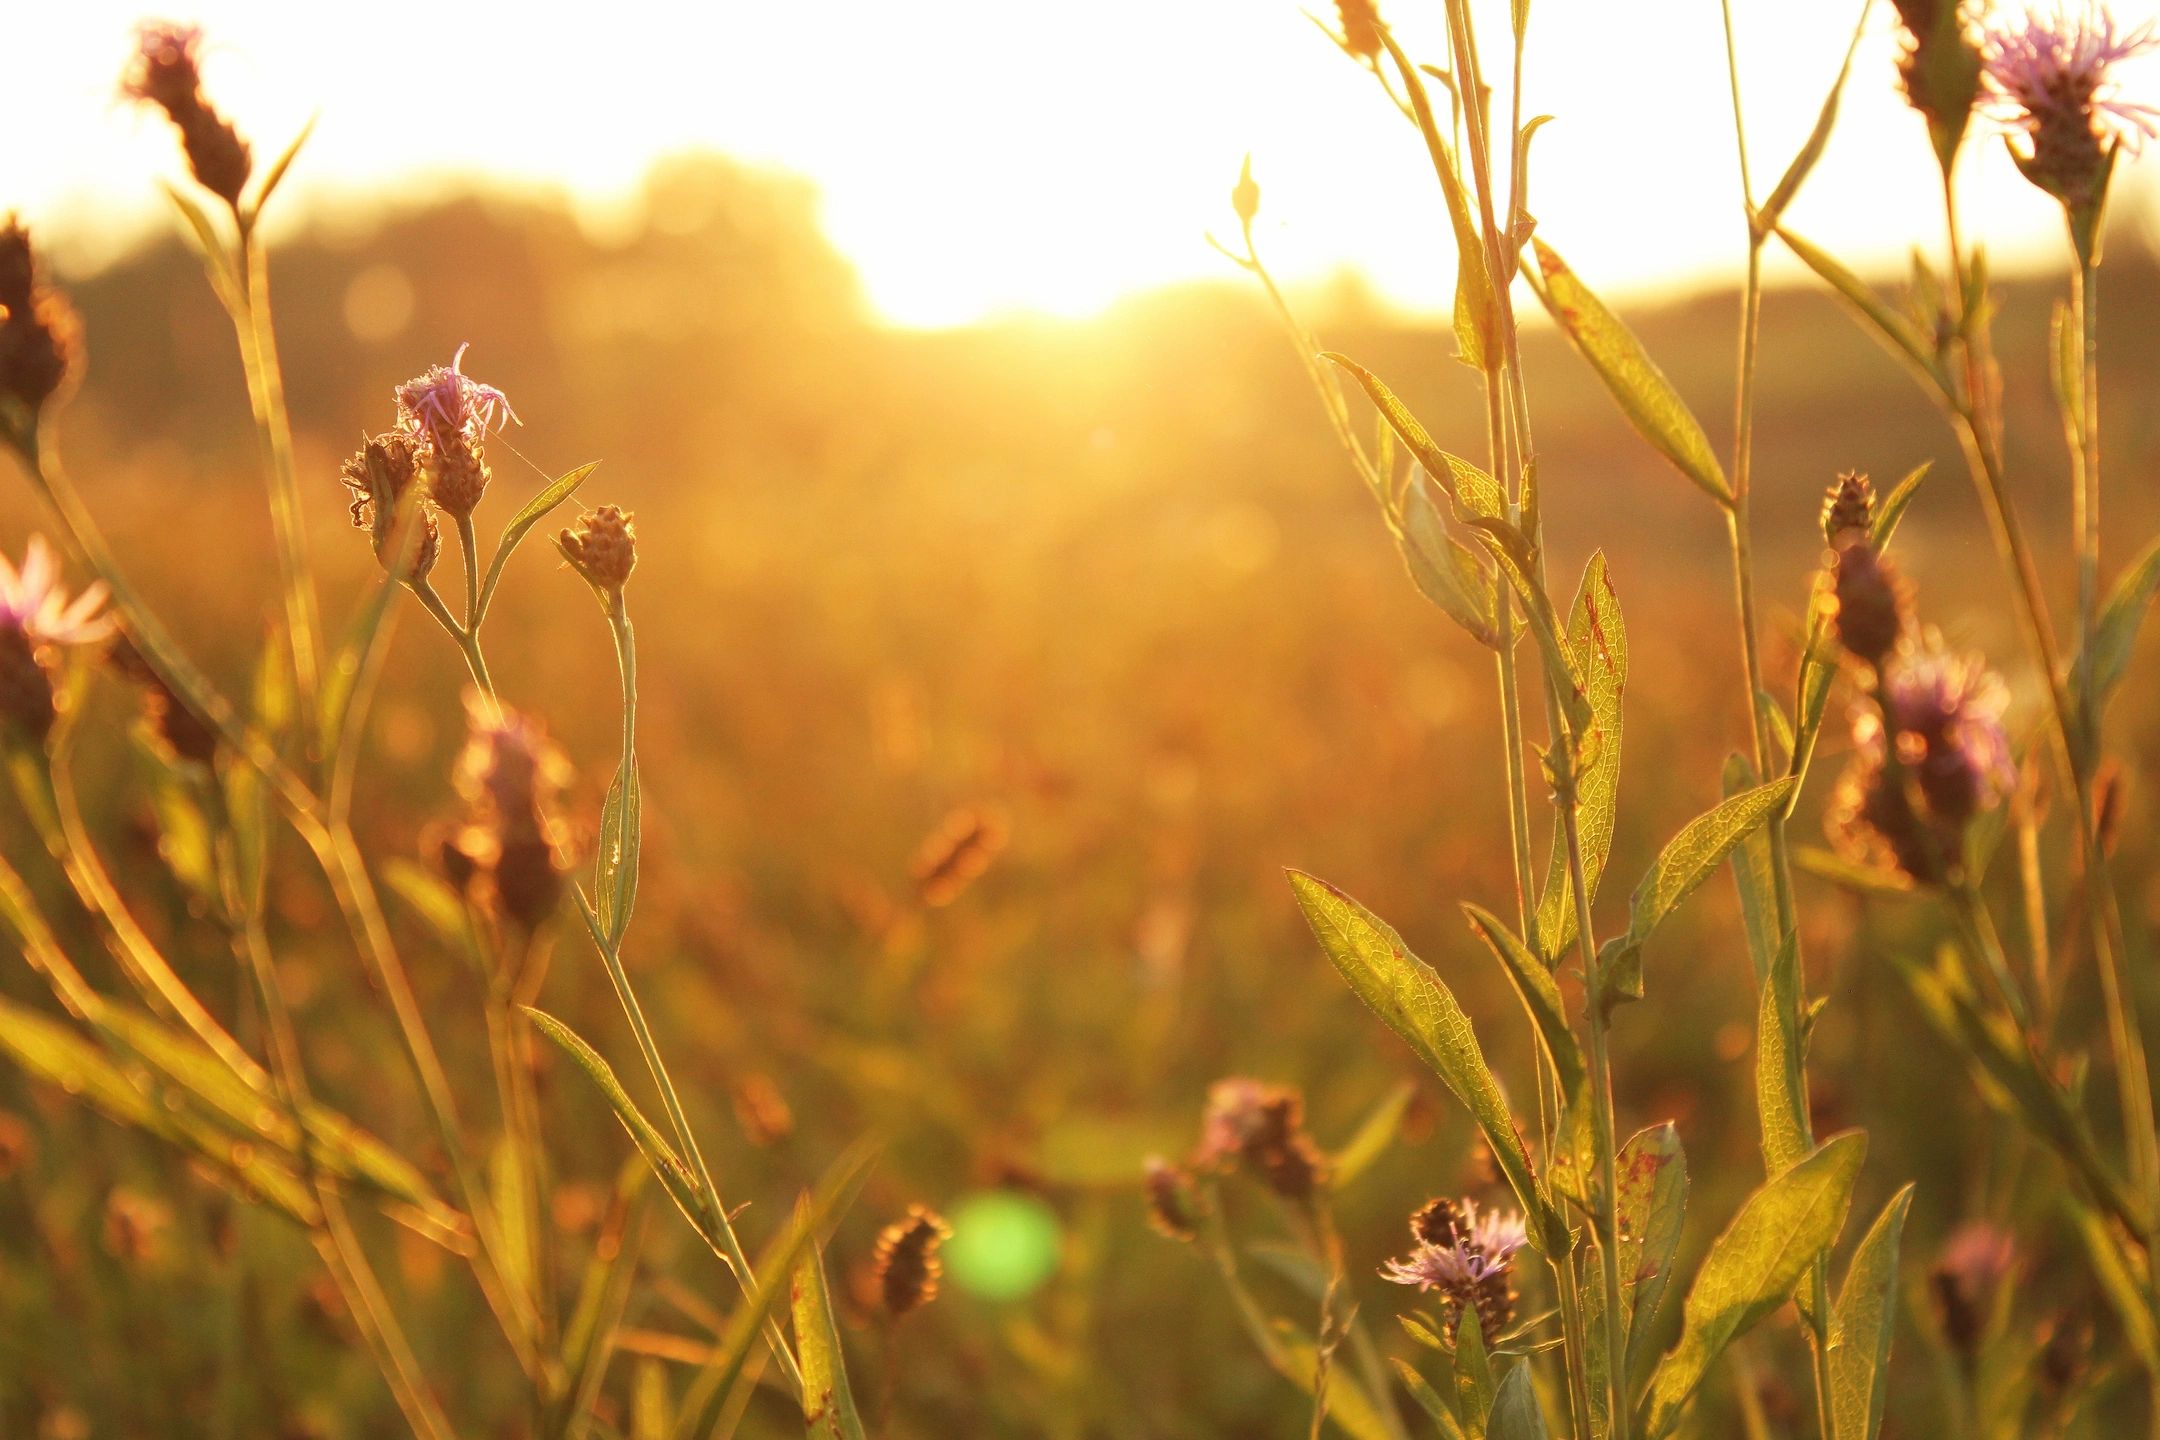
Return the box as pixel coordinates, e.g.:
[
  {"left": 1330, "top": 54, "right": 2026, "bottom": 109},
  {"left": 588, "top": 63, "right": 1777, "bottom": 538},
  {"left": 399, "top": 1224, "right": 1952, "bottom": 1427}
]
[{"left": 8, "top": 1, "right": 2160, "bottom": 328}]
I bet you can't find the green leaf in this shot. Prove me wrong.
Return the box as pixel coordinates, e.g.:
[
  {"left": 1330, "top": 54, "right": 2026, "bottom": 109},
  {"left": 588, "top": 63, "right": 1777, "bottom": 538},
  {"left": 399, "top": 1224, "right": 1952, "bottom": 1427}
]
[
  {"left": 1330, "top": 1081, "right": 1416, "bottom": 1191},
  {"left": 558, "top": 1163, "right": 653, "bottom": 1438},
  {"left": 1619, "top": 1123, "right": 1689, "bottom": 1390},
  {"left": 381, "top": 858, "right": 485, "bottom": 970},
  {"left": 1379, "top": 28, "right": 1498, "bottom": 370},
  {"left": 1455, "top": 1307, "right": 1494, "bottom": 1430},
  {"left": 319, "top": 566, "right": 407, "bottom": 756},
  {"left": 1537, "top": 552, "right": 1627, "bottom": 960},
  {"left": 794, "top": 1224, "right": 867, "bottom": 1440},
  {"left": 1723, "top": 756, "right": 1780, "bottom": 986},
  {"left": 1488, "top": 1361, "right": 1551, "bottom": 1440},
  {"left": 1828, "top": 1185, "right": 1914, "bottom": 1440},
  {"left": 1602, "top": 779, "right": 1799, "bottom": 1003},
  {"left": 243, "top": 114, "right": 318, "bottom": 227},
  {"left": 1754, "top": 1, "right": 1869, "bottom": 234},
  {"left": 1463, "top": 903, "right": 1585, "bottom": 1098},
  {"left": 159, "top": 181, "right": 238, "bottom": 303},
  {"left": 2071, "top": 533, "right": 2160, "bottom": 733},
  {"left": 1639, "top": 1132, "right": 1866, "bottom": 1438},
  {"left": 1530, "top": 240, "right": 1729, "bottom": 506},
  {"left": 1288, "top": 872, "right": 1563, "bottom": 1253},
  {"left": 1322, "top": 354, "right": 1461, "bottom": 495},
  {"left": 477, "top": 460, "right": 602, "bottom": 622},
  {"left": 1400, "top": 477, "right": 1502, "bottom": 650},
  {"left": 1775, "top": 227, "right": 1942, "bottom": 388},
  {"left": 1755, "top": 932, "right": 1811, "bottom": 1177},
  {"left": 524, "top": 1006, "right": 720, "bottom": 1249},
  {"left": 1392, "top": 1358, "right": 1469, "bottom": 1440},
  {"left": 597, "top": 756, "right": 643, "bottom": 947},
  {"left": 1872, "top": 462, "right": 1931, "bottom": 551}
]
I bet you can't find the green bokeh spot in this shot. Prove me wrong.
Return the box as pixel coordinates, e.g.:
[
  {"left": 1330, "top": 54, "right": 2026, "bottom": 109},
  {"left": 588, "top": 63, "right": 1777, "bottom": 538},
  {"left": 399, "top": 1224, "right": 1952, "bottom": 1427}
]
[{"left": 944, "top": 1190, "right": 1062, "bottom": 1302}]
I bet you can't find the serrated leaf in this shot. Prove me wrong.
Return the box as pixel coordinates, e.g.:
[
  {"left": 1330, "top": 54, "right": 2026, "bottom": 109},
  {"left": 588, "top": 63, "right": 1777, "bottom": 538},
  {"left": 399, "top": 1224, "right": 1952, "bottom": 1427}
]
[
  {"left": 1531, "top": 240, "right": 1728, "bottom": 506},
  {"left": 525, "top": 1006, "right": 720, "bottom": 1249},
  {"left": 794, "top": 1224, "right": 867, "bottom": 1440},
  {"left": 1288, "top": 872, "right": 1563, "bottom": 1253},
  {"left": 1602, "top": 779, "right": 1798, "bottom": 1003},
  {"left": 477, "top": 460, "right": 602, "bottom": 621},
  {"left": 1828, "top": 1185, "right": 1914, "bottom": 1440},
  {"left": 1537, "top": 552, "right": 1627, "bottom": 959},
  {"left": 1463, "top": 903, "right": 1584, "bottom": 1098},
  {"left": 1755, "top": 1, "right": 1869, "bottom": 234},
  {"left": 1488, "top": 1361, "right": 1550, "bottom": 1440},
  {"left": 1755, "top": 931, "right": 1811, "bottom": 1176},
  {"left": 1639, "top": 1133, "right": 1866, "bottom": 1437}
]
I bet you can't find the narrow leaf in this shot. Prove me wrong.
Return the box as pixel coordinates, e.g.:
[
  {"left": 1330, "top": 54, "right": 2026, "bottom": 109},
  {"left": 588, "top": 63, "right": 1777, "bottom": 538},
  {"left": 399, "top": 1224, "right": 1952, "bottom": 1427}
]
[
  {"left": 1828, "top": 1185, "right": 1915, "bottom": 1440},
  {"left": 1755, "top": 932, "right": 1811, "bottom": 1176},
  {"left": 1775, "top": 227, "right": 1940, "bottom": 386},
  {"left": 1464, "top": 903, "right": 1585, "bottom": 1098},
  {"left": 794, "top": 1225, "right": 867, "bottom": 1440},
  {"left": 1755, "top": 1, "right": 1869, "bottom": 233},
  {"left": 1488, "top": 1361, "right": 1551, "bottom": 1440},
  {"left": 478, "top": 460, "right": 602, "bottom": 620},
  {"left": 1537, "top": 551, "right": 1627, "bottom": 959}
]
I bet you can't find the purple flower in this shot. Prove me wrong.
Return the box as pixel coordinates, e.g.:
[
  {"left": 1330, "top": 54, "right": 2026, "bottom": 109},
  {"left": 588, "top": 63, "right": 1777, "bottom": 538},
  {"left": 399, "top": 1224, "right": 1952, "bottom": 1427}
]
[
  {"left": 120, "top": 22, "right": 207, "bottom": 111},
  {"left": 1862, "top": 634, "right": 2015, "bottom": 819},
  {"left": 1985, "top": 3, "right": 2159, "bottom": 152},
  {"left": 394, "top": 343, "right": 519, "bottom": 453},
  {"left": 1381, "top": 1199, "right": 1527, "bottom": 1291},
  {"left": 0, "top": 537, "right": 113, "bottom": 648}
]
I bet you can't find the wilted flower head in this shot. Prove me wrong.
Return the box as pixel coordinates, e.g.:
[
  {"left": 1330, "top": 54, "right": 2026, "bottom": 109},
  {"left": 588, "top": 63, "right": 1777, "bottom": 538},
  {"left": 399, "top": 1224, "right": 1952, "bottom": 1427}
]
[
  {"left": 121, "top": 23, "right": 252, "bottom": 207},
  {"left": 0, "top": 218, "right": 81, "bottom": 436},
  {"left": 1892, "top": 0, "right": 1986, "bottom": 170},
  {"left": 0, "top": 537, "right": 112, "bottom": 744},
  {"left": 447, "top": 692, "right": 571, "bottom": 931},
  {"left": 1929, "top": 1220, "right": 2018, "bottom": 1361},
  {"left": 1831, "top": 633, "right": 2012, "bottom": 884},
  {"left": 1984, "top": 3, "right": 2158, "bottom": 225},
  {"left": 1192, "top": 1077, "right": 1328, "bottom": 1200},
  {"left": 872, "top": 1205, "right": 951, "bottom": 1317},
  {"left": 338, "top": 432, "right": 436, "bottom": 580},
  {"left": 558, "top": 505, "right": 637, "bottom": 594},
  {"left": 1384, "top": 1196, "right": 1528, "bottom": 1340}
]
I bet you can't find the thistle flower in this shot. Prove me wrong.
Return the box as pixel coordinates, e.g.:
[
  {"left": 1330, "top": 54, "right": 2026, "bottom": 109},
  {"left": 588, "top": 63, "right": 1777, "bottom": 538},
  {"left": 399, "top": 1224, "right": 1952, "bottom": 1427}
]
[
  {"left": 1192, "top": 1077, "right": 1328, "bottom": 1200},
  {"left": 0, "top": 537, "right": 114, "bottom": 742},
  {"left": 558, "top": 505, "right": 637, "bottom": 594},
  {"left": 1831, "top": 633, "right": 2012, "bottom": 884},
  {"left": 1891, "top": 0, "right": 1986, "bottom": 170},
  {"left": 393, "top": 345, "right": 518, "bottom": 518},
  {"left": 338, "top": 431, "right": 437, "bottom": 580},
  {"left": 0, "top": 218, "right": 81, "bottom": 435},
  {"left": 121, "top": 23, "right": 252, "bottom": 208},
  {"left": 1983, "top": 3, "right": 2158, "bottom": 229},
  {"left": 448, "top": 692, "right": 572, "bottom": 932},
  {"left": 1143, "top": 1157, "right": 1199, "bottom": 1242},
  {"left": 1383, "top": 1196, "right": 1528, "bottom": 1340},
  {"left": 872, "top": 1205, "right": 951, "bottom": 1317}
]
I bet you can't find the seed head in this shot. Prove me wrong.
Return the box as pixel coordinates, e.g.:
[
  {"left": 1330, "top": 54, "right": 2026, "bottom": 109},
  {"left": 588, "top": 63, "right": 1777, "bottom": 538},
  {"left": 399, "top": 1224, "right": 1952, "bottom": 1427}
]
[
  {"left": 1143, "top": 1157, "right": 1200, "bottom": 1242},
  {"left": 1821, "top": 471, "right": 1876, "bottom": 545},
  {"left": 1192, "top": 1077, "right": 1328, "bottom": 1200},
  {"left": 1382, "top": 1197, "right": 1528, "bottom": 1341},
  {"left": 339, "top": 432, "right": 437, "bottom": 580},
  {"left": 1983, "top": 3, "right": 2158, "bottom": 229},
  {"left": 0, "top": 219, "right": 81, "bottom": 437},
  {"left": 873, "top": 1205, "right": 951, "bottom": 1317},
  {"left": 121, "top": 23, "right": 253, "bottom": 208},
  {"left": 558, "top": 505, "right": 638, "bottom": 593}
]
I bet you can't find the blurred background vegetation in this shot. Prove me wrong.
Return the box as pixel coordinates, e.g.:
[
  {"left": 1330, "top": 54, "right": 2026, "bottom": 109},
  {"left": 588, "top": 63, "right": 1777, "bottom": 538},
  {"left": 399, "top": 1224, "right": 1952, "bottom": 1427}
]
[{"left": 3, "top": 153, "right": 2159, "bottom": 1435}]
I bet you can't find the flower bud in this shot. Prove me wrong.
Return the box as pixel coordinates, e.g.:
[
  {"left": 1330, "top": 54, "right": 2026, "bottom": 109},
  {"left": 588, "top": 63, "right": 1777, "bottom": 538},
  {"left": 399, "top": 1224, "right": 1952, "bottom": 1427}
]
[
  {"left": 558, "top": 505, "right": 638, "bottom": 593},
  {"left": 1231, "top": 155, "right": 1260, "bottom": 227},
  {"left": 1828, "top": 539, "right": 1907, "bottom": 669},
  {"left": 1820, "top": 471, "right": 1875, "bottom": 546},
  {"left": 0, "top": 219, "right": 81, "bottom": 434},
  {"left": 121, "top": 24, "right": 253, "bottom": 208}
]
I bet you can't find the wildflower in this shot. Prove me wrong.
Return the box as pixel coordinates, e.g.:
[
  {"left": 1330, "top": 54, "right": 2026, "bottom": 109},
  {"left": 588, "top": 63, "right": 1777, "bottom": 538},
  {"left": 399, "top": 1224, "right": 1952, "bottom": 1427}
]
[
  {"left": 911, "top": 804, "right": 1008, "bottom": 908},
  {"left": 0, "top": 537, "right": 114, "bottom": 742},
  {"left": 1192, "top": 1077, "right": 1328, "bottom": 1200},
  {"left": 873, "top": 1206, "right": 951, "bottom": 1316},
  {"left": 0, "top": 218, "right": 81, "bottom": 435},
  {"left": 1143, "top": 1157, "right": 1199, "bottom": 1242},
  {"left": 1831, "top": 633, "right": 2010, "bottom": 884},
  {"left": 338, "top": 431, "right": 438, "bottom": 580},
  {"left": 1983, "top": 3, "right": 2158, "bottom": 230},
  {"left": 1821, "top": 471, "right": 1876, "bottom": 546},
  {"left": 121, "top": 23, "right": 252, "bottom": 208},
  {"left": 1827, "top": 538, "right": 1908, "bottom": 670},
  {"left": 1335, "top": 0, "right": 1383, "bottom": 61},
  {"left": 1928, "top": 1220, "right": 2016, "bottom": 1363},
  {"left": 1383, "top": 1196, "right": 1528, "bottom": 1340},
  {"left": 393, "top": 345, "right": 518, "bottom": 518},
  {"left": 558, "top": 505, "right": 637, "bottom": 594},
  {"left": 1891, "top": 0, "right": 1986, "bottom": 170},
  {"left": 449, "top": 692, "right": 572, "bottom": 932}
]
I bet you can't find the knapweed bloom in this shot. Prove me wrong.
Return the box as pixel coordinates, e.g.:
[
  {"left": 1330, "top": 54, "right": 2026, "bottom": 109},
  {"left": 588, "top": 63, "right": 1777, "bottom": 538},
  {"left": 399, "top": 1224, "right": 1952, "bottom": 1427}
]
[
  {"left": 872, "top": 1206, "right": 951, "bottom": 1317},
  {"left": 1984, "top": 3, "right": 2158, "bottom": 223},
  {"left": 1192, "top": 1077, "right": 1327, "bottom": 1200},
  {"left": 444, "top": 692, "right": 572, "bottom": 932},
  {"left": 1830, "top": 633, "right": 2012, "bottom": 884},
  {"left": 0, "top": 537, "right": 114, "bottom": 742},
  {"left": 558, "top": 505, "right": 637, "bottom": 594},
  {"left": 1892, "top": 0, "right": 1986, "bottom": 169},
  {"left": 1382, "top": 1196, "right": 1528, "bottom": 1340},
  {"left": 338, "top": 431, "right": 437, "bottom": 581},
  {"left": 393, "top": 345, "right": 519, "bottom": 518},
  {"left": 121, "top": 23, "right": 252, "bottom": 208},
  {"left": 0, "top": 219, "right": 80, "bottom": 436}
]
